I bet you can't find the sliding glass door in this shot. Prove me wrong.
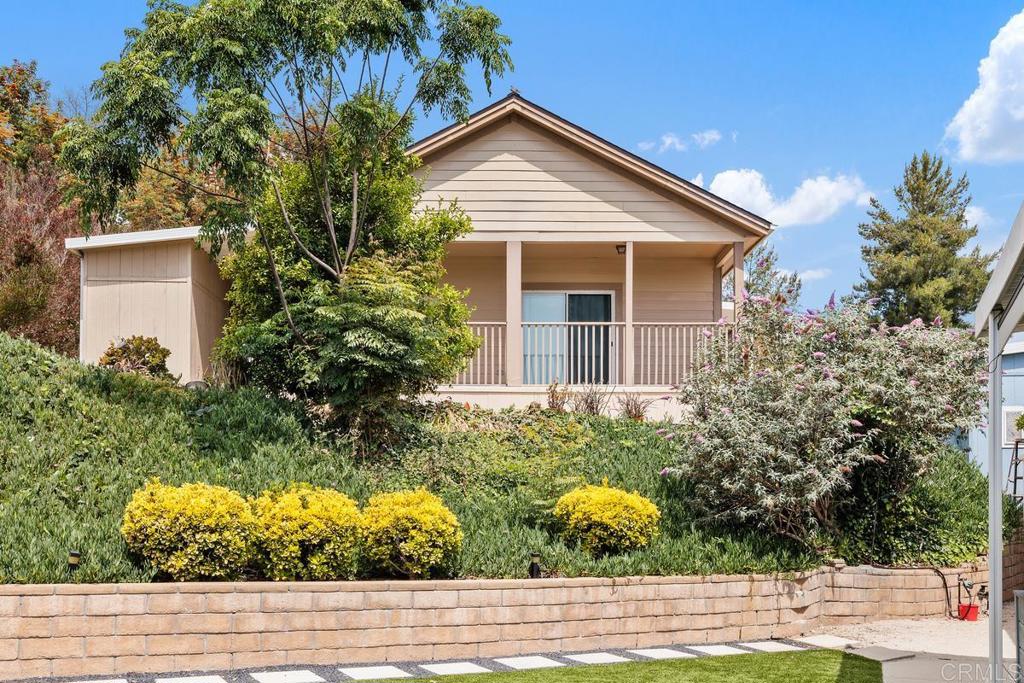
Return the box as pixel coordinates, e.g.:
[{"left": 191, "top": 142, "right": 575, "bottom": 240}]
[{"left": 523, "top": 292, "right": 613, "bottom": 384}]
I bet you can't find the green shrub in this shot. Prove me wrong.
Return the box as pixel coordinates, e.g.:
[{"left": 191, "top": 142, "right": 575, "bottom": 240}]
[
  {"left": 251, "top": 484, "right": 362, "bottom": 580},
  {"left": 121, "top": 480, "right": 256, "bottom": 580},
  {"left": 98, "top": 335, "right": 174, "bottom": 379},
  {"left": 836, "top": 446, "right": 1020, "bottom": 566},
  {"left": 554, "top": 481, "right": 661, "bottom": 555},
  {"left": 361, "top": 488, "right": 462, "bottom": 578}
]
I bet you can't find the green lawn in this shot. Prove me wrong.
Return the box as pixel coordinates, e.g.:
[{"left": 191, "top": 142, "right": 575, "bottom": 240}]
[{"left": 404, "top": 651, "right": 881, "bottom": 683}]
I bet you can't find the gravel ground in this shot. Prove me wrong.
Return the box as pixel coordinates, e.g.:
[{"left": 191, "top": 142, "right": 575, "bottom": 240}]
[{"left": 818, "top": 602, "right": 1016, "bottom": 660}]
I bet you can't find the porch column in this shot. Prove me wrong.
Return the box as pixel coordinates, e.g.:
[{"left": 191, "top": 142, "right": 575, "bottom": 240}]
[
  {"left": 732, "top": 241, "right": 745, "bottom": 314},
  {"left": 623, "top": 241, "right": 635, "bottom": 385},
  {"left": 712, "top": 265, "right": 723, "bottom": 321},
  {"left": 505, "top": 241, "right": 523, "bottom": 386}
]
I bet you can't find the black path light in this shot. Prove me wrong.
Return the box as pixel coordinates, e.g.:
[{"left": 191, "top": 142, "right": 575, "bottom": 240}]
[
  {"left": 68, "top": 550, "right": 81, "bottom": 571},
  {"left": 528, "top": 551, "right": 542, "bottom": 579}
]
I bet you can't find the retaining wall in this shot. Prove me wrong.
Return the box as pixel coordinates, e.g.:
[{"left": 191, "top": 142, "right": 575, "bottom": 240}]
[{"left": 0, "top": 555, "right": 1010, "bottom": 681}]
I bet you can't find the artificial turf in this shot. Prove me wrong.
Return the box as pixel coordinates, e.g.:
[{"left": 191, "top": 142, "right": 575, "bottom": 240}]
[{"left": 401, "top": 651, "right": 882, "bottom": 683}]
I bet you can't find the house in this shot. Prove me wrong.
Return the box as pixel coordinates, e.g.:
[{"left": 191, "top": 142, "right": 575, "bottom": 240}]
[
  {"left": 962, "top": 337, "right": 1024, "bottom": 478},
  {"left": 65, "top": 94, "right": 771, "bottom": 417}
]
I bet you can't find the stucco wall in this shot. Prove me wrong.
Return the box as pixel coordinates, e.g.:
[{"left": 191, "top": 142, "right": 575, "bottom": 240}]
[{"left": 0, "top": 551, "right": 1012, "bottom": 681}]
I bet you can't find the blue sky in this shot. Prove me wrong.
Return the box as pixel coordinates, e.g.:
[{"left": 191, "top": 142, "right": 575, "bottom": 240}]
[{"left": 5, "top": 1, "right": 1024, "bottom": 308}]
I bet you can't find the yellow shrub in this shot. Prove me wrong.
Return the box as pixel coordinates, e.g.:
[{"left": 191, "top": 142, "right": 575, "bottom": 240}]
[
  {"left": 121, "top": 479, "right": 256, "bottom": 580},
  {"left": 554, "top": 481, "right": 660, "bottom": 555},
  {"left": 251, "top": 484, "right": 361, "bottom": 581},
  {"left": 361, "top": 488, "right": 462, "bottom": 578}
]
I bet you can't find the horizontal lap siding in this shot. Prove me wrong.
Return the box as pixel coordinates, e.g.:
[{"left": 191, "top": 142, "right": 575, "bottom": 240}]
[
  {"left": 444, "top": 252, "right": 506, "bottom": 321},
  {"left": 633, "top": 257, "right": 715, "bottom": 385},
  {"left": 416, "top": 121, "right": 743, "bottom": 241},
  {"left": 82, "top": 242, "right": 192, "bottom": 380}
]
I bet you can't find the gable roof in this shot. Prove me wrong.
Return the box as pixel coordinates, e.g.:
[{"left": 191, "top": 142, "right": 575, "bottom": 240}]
[{"left": 409, "top": 93, "right": 772, "bottom": 238}]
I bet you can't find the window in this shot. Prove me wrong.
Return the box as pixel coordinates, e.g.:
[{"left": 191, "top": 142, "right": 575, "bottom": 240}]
[{"left": 1004, "top": 406, "right": 1024, "bottom": 446}]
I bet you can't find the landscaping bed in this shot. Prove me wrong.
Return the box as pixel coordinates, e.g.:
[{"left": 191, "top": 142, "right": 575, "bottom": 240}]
[{"left": 0, "top": 330, "right": 996, "bottom": 584}]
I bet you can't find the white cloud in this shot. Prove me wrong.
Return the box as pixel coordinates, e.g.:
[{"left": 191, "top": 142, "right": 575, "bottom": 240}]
[
  {"left": 708, "top": 168, "right": 871, "bottom": 227},
  {"left": 798, "top": 268, "right": 832, "bottom": 282},
  {"left": 690, "top": 172, "right": 704, "bottom": 188},
  {"left": 731, "top": 130, "right": 738, "bottom": 143},
  {"left": 691, "top": 129, "right": 722, "bottom": 149},
  {"left": 658, "top": 133, "right": 687, "bottom": 153},
  {"left": 965, "top": 204, "right": 993, "bottom": 227},
  {"left": 637, "top": 140, "right": 655, "bottom": 152},
  {"left": 945, "top": 10, "right": 1024, "bottom": 163},
  {"left": 775, "top": 267, "right": 831, "bottom": 282}
]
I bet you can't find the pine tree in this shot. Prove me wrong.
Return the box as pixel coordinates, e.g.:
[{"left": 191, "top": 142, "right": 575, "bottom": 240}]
[{"left": 855, "top": 151, "right": 994, "bottom": 326}]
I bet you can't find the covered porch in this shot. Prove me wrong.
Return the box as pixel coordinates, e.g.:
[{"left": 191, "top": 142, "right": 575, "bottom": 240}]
[{"left": 441, "top": 239, "right": 744, "bottom": 390}]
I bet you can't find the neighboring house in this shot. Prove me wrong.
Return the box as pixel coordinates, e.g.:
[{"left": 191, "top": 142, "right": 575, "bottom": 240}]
[
  {"left": 965, "top": 339, "right": 1024, "bottom": 478},
  {"left": 65, "top": 94, "right": 771, "bottom": 416}
]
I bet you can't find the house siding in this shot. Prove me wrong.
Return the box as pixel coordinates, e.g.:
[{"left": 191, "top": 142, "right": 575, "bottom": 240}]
[{"left": 416, "top": 118, "right": 746, "bottom": 243}]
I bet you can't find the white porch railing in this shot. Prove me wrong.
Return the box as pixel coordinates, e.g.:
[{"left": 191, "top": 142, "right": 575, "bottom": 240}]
[
  {"left": 522, "top": 322, "right": 625, "bottom": 385},
  {"left": 634, "top": 322, "right": 729, "bottom": 385},
  {"left": 454, "top": 321, "right": 730, "bottom": 386},
  {"left": 455, "top": 322, "right": 506, "bottom": 385}
]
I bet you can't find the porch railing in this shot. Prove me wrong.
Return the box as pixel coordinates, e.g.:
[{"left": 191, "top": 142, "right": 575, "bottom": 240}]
[
  {"left": 634, "top": 322, "right": 729, "bottom": 386},
  {"left": 453, "top": 321, "right": 730, "bottom": 386},
  {"left": 523, "top": 322, "right": 625, "bottom": 385},
  {"left": 455, "top": 322, "right": 506, "bottom": 385}
]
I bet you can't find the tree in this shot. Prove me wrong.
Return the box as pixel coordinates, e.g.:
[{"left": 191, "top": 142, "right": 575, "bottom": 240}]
[
  {"left": 58, "top": 1, "right": 512, "bottom": 424},
  {"left": 0, "top": 61, "right": 79, "bottom": 355},
  {"left": 0, "top": 60, "right": 65, "bottom": 166},
  {"left": 59, "top": 0, "right": 513, "bottom": 300},
  {"left": 855, "top": 151, "right": 994, "bottom": 326}
]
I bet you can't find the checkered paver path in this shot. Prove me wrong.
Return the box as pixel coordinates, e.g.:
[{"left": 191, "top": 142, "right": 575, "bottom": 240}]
[{"left": 57, "top": 640, "right": 817, "bottom": 683}]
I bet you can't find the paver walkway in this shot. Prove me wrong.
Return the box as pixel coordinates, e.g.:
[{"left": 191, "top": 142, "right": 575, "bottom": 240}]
[{"left": 38, "top": 640, "right": 815, "bottom": 683}]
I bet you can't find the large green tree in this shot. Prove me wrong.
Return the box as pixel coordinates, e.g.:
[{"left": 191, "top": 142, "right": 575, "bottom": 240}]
[
  {"left": 855, "top": 151, "right": 994, "bottom": 326},
  {"left": 58, "top": 0, "right": 512, "bottom": 424}
]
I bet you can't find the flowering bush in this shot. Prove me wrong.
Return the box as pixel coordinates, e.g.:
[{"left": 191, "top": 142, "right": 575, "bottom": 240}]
[
  {"left": 121, "top": 479, "right": 256, "bottom": 580},
  {"left": 554, "top": 481, "right": 660, "bottom": 554},
  {"left": 670, "top": 296, "right": 985, "bottom": 546},
  {"left": 251, "top": 485, "right": 362, "bottom": 581},
  {"left": 360, "top": 488, "right": 462, "bottom": 578}
]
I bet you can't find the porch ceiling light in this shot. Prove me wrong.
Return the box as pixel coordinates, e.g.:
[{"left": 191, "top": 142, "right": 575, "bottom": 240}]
[{"left": 615, "top": 244, "right": 626, "bottom": 255}]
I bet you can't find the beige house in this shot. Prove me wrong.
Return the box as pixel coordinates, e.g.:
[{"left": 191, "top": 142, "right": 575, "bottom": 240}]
[{"left": 66, "top": 94, "right": 770, "bottom": 416}]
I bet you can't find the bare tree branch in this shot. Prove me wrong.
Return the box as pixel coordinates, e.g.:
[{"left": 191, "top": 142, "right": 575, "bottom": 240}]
[
  {"left": 270, "top": 178, "right": 339, "bottom": 281},
  {"left": 257, "top": 223, "right": 299, "bottom": 336}
]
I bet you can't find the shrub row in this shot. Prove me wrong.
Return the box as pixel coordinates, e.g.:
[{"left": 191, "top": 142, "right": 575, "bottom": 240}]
[
  {"left": 121, "top": 480, "right": 462, "bottom": 581},
  {"left": 121, "top": 478, "right": 662, "bottom": 582}
]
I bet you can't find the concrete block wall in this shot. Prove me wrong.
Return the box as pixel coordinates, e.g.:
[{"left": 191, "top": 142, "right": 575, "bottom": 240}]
[{"left": 0, "top": 547, "right": 1014, "bottom": 681}]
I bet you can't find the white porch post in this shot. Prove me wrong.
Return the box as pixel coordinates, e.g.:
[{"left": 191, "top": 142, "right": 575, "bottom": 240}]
[
  {"left": 623, "top": 241, "right": 635, "bottom": 385},
  {"left": 506, "top": 241, "right": 523, "bottom": 387},
  {"left": 712, "top": 265, "right": 723, "bottom": 321},
  {"left": 732, "top": 242, "right": 745, "bottom": 314},
  {"left": 989, "top": 311, "right": 1005, "bottom": 680}
]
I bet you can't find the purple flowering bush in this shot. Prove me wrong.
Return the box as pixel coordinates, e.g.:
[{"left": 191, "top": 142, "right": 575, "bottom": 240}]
[{"left": 671, "top": 296, "right": 986, "bottom": 549}]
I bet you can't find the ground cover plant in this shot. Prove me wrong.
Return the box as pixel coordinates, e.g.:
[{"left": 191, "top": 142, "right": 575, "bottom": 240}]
[
  {"left": 0, "top": 332, "right": 817, "bottom": 583},
  {"left": 0, "top": 329, "right": 1002, "bottom": 583}
]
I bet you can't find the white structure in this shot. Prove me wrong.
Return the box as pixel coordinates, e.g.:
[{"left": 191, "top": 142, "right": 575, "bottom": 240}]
[{"left": 974, "top": 202, "right": 1024, "bottom": 680}]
